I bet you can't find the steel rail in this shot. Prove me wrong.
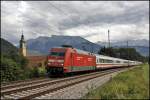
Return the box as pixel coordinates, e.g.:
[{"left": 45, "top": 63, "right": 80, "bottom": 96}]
[
  {"left": 1, "top": 69, "right": 115, "bottom": 96},
  {"left": 20, "top": 68, "right": 123, "bottom": 99},
  {"left": 1, "top": 68, "right": 125, "bottom": 99},
  {"left": 1, "top": 78, "right": 50, "bottom": 90},
  {"left": 1, "top": 77, "right": 46, "bottom": 86}
]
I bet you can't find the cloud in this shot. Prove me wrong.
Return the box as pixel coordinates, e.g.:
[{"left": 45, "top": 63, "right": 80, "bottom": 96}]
[{"left": 1, "top": 1, "right": 149, "bottom": 45}]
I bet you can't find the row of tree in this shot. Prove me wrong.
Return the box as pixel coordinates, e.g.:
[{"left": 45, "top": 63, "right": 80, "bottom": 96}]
[{"left": 98, "top": 47, "right": 149, "bottom": 63}]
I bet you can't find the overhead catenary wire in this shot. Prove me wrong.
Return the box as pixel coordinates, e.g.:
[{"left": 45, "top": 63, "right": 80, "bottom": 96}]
[
  {"left": 47, "top": 1, "right": 96, "bottom": 35},
  {"left": 27, "top": 6, "right": 61, "bottom": 34},
  {"left": 47, "top": 2, "right": 81, "bottom": 25},
  {"left": 20, "top": 2, "right": 95, "bottom": 38},
  {"left": 31, "top": 2, "right": 93, "bottom": 36}
]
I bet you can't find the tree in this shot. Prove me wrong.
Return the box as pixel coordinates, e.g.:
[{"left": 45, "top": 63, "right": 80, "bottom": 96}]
[
  {"left": 98, "top": 47, "right": 148, "bottom": 62},
  {"left": 0, "top": 56, "right": 25, "bottom": 82},
  {"left": 38, "top": 63, "right": 42, "bottom": 67},
  {"left": 32, "top": 67, "right": 39, "bottom": 77},
  {"left": 19, "top": 55, "right": 29, "bottom": 69},
  {"left": 98, "top": 47, "right": 117, "bottom": 57}
]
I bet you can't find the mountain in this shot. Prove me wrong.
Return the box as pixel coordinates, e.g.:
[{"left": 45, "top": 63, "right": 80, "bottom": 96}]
[
  {"left": 27, "top": 35, "right": 102, "bottom": 55},
  {"left": 96, "top": 39, "right": 149, "bottom": 56},
  {"left": 1, "top": 38, "right": 18, "bottom": 55},
  {"left": 27, "top": 36, "right": 149, "bottom": 56}
]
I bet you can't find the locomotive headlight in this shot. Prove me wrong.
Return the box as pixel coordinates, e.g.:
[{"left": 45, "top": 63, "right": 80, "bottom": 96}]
[
  {"left": 48, "top": 62, "right": 51, "bottom": 65},
  {"left": 58, "top": 60, "right": 64, "bottom": 63},
  {"left": 61, "top": 64, "right": 64, "bottom": 66}
]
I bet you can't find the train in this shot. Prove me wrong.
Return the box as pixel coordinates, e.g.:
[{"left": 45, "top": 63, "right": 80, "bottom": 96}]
[{"left": 46, "top": 47, "right": 142, "bottom": 76}]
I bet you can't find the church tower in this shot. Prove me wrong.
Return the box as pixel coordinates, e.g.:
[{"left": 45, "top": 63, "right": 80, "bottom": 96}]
[{"left": 19, "top": 31, "right": 27, "bottom": 56}]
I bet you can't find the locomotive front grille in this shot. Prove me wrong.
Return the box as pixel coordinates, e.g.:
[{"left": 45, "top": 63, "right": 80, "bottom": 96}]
[{"left": 46, "top": 67, "right": 64, "bottom": 75}]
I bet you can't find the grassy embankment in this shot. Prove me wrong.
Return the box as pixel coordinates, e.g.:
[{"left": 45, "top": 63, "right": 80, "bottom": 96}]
[{"left": 84, "top": 63, "right": 149, "bottom": 99}]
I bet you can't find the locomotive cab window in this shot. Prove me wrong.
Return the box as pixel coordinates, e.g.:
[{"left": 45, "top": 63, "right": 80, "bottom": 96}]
[{"left": 50, "top": 52, "right": 65, "bottom": 57}]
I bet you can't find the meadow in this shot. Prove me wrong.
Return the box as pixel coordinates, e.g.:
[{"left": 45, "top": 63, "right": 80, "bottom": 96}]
[{"left": 84, "top": 63, "right": 149, "bottom": 99}]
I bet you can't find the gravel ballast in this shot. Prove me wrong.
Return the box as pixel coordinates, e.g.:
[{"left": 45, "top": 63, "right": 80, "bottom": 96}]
[{"left": 35, "top": 69, "right": 129, "bottom": 99}]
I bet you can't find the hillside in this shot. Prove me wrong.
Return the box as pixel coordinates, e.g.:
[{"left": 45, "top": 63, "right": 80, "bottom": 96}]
[
  {"left": 1, "top": 38, "right": 18, "bottom": 55},
  {"left": 1, "top": 38, "right": 29, "bottom": 82},
  {"left": 27, "top": 35, "right": 102, "bottom": 55}
]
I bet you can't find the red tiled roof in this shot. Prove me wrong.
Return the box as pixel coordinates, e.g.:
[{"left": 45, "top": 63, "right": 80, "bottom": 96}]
[{"left": 26, "top": 56, "right": 47, "bottom": 61}]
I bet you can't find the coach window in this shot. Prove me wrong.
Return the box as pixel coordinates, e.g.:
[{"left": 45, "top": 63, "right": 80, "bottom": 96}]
[
  {"left": 97, "top": 59, "right": 99, "bottom": 63},
  {"left": 100, "top": 59, "right": 104, "bottom": 63},
  {"left": 124, "top": 61, "right": 128, "bottom": 63},
  {"left": 103, "top": 59, "right": 105, "bottom": 63},
  {"left": 116, "top": 61, "right": 120, "bottom": 63},
  {"left": 102, "top": 59, "right": 107, "bottom": 63},
  {"left": 105, "top": 60, "right": 108, "bottom": 63},
  {"left": 111, "top": 60, "right": 113, "bottom": 63},
  {"left": 107, "top": 60, "right": 113, "bottom": 63},
  {"left": 100, "top": 59, "right": 102, "bottom": 63}
]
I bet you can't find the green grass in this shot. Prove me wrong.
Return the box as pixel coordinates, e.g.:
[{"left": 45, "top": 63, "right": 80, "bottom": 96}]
[{"left": 83, "top": 64, "right": 149, "bottom": 99}]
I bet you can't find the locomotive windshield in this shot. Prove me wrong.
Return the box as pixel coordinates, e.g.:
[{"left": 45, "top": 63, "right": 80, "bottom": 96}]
[{"left": 50, "top": 52, "right": 65, "bottom": 57}]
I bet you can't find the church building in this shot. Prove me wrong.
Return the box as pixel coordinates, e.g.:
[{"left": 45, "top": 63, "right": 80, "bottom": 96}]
[
  {"left": 19, "top": 33, "right": 27, "bottom": 56},
  {"left": 19, "top": 32, "right": 47, "bottom": 68}
]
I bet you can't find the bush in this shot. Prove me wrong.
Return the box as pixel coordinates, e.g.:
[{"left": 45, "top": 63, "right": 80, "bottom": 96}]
[
  {"left": 38, "top": 67, "right": 47, "bottom": 76},
  {"left": 1, "top": 53, "right": 46, "bottom": 83},
  {"left": 29, "top": 67, "right": 46, "bottom": 78},
  {"left": 1, "top": 56, "right": 25, "bottom": 82},
  {"left": 1, "top": 38, "right": 46, "bottom": 83}
]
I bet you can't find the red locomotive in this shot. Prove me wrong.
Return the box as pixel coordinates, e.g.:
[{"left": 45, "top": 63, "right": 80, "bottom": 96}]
[
  {"left": 46, "top": 47, "right": 142, "bottom": 76},
  {"left": 46, "top": 47, "right": 96, "bottom": 75}
]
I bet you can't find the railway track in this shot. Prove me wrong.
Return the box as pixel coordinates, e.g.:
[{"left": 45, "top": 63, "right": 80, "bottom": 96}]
[
  {"left": 1, "top": 68, "right": 126, "bottom": 99},
  {"left": 1, "top": 78, "right": 50, "bottom": 90}
]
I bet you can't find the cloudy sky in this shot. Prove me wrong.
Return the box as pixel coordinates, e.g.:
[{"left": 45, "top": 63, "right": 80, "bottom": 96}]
[{"left": 1, "top": 1, "right": 149, "bottom": 45}]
